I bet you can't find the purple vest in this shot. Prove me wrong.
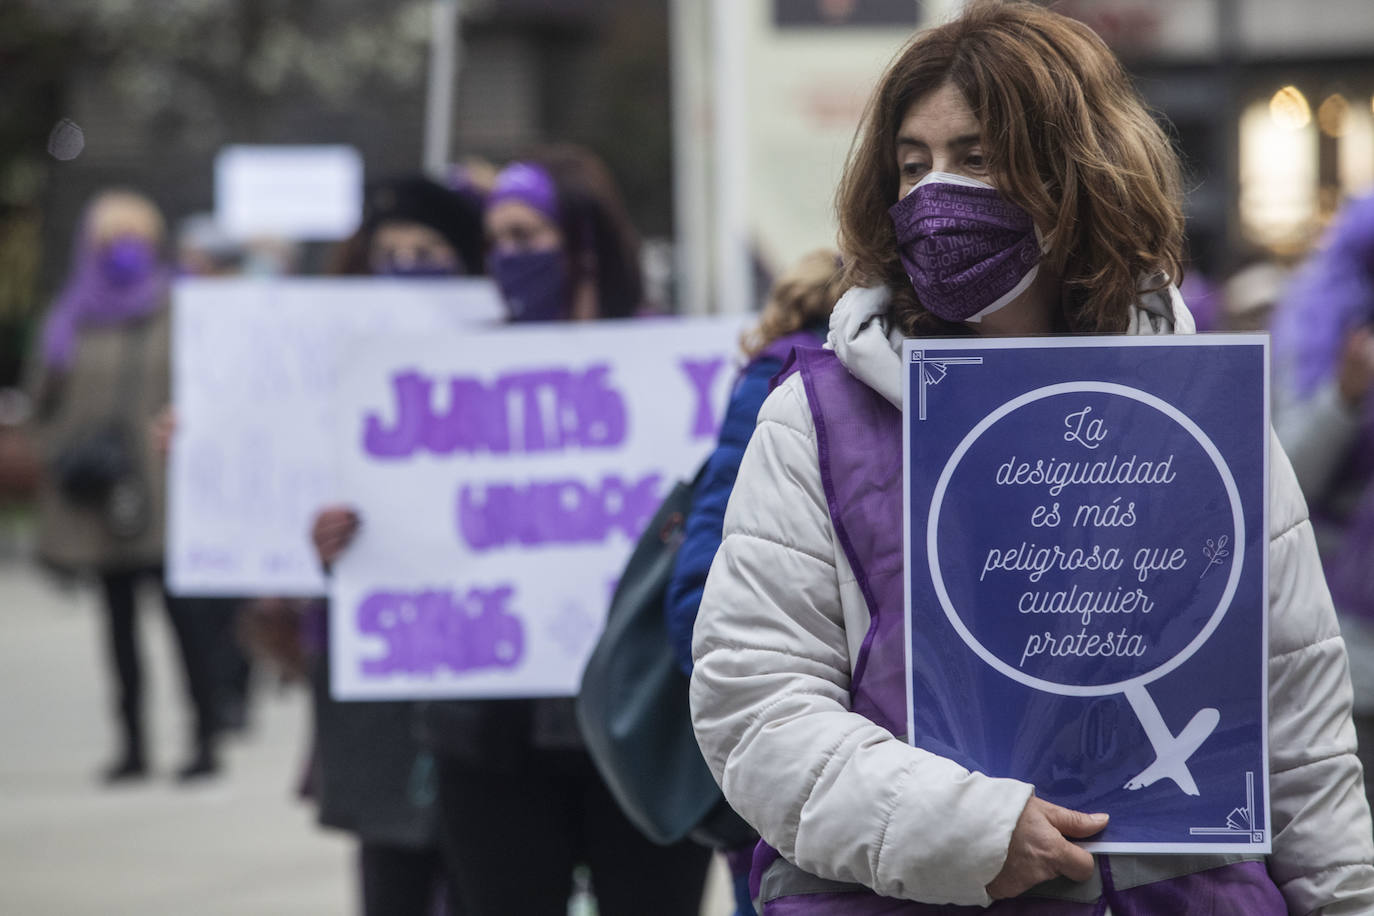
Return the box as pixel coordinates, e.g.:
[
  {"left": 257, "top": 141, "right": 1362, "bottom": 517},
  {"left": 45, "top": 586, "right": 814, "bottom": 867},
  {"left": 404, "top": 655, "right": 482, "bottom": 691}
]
[{"left": 750, "top": 347, "right": 1284, "bottom": 915}]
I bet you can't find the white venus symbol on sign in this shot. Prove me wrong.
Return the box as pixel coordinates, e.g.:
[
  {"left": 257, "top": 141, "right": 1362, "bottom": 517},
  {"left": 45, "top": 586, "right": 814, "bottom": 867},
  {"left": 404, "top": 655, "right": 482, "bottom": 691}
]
[{"left": 927, "top": 382, "right": 1244, "bottom": 797}]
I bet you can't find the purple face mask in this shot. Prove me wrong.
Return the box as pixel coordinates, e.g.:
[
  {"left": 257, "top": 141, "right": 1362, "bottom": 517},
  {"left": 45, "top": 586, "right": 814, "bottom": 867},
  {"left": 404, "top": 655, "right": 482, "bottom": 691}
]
[
  {"left": 489, "top": 249, "right": 570, "bottom": 322},
  {"left": 889, "top": 171, "right": 1042, "bottom": 323},
  {"left": 100, "top": 237, "right": 158, "bottom": 287}
]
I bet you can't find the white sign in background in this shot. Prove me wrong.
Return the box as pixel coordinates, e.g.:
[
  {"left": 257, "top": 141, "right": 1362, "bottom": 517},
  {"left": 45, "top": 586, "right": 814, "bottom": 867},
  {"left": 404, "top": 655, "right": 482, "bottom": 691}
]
[
  {"left": 214, "top": 144, "right": 364, "bottom": 241},
  {"left": 329, "top": 317, "right": 743, "bottom": 700},
  {"left": 167, "top": 278, "right": 506, "bottom": 596}
]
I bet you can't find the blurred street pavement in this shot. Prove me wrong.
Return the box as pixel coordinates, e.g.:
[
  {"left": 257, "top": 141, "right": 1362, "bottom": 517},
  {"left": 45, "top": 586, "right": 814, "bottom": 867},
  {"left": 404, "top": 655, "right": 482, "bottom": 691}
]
[
  {"left": 0, "top": 558, "right": 352, "bottom": 914},
  {"left": 0, "top": 557, "right": 733, "bottom": 915}
]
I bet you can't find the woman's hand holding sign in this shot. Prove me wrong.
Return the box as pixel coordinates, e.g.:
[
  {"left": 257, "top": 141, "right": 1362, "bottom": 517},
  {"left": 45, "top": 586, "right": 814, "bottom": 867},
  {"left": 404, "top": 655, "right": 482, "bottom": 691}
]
[
  {"left": 312, "top": 504, "right": 360, "bottom": 572},
  {"left": 986, "top": 798, "right": 1107, "bottom": 899}
]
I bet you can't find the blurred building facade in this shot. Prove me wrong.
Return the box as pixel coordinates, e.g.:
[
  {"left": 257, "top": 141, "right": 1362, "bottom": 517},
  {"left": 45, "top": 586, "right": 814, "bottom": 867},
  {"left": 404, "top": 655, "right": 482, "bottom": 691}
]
[
  {"left": 3, "top": 0, "right": 1374, "bottom": 384},
  {"left": 0, "top": 0, "right": 671, "bottom": 384},
  {"left": 1062, "top": 0, "right": 1374, "bottom": 273}
]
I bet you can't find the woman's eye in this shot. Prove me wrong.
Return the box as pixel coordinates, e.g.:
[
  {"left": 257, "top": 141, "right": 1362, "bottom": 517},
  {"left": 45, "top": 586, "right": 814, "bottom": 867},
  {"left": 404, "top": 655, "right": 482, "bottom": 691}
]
[
  {"left": 900, "top": 161, "right": 928, "bottom": 179},
  {"left": 966, "top": 153, "right": 987, "bottom": 171}
]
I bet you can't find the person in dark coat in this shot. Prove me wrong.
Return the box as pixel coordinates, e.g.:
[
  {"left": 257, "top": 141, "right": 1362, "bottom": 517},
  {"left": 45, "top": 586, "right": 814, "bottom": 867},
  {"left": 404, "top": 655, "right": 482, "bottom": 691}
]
[
  {"left": 316, "top": 148, "right": 715, "bottom": 916},
  {"left": 662, "top": 248, "right": 844, "bottom": 916},
  {"left": 309, "top": 173, "right": 486, "bottom": 916}
]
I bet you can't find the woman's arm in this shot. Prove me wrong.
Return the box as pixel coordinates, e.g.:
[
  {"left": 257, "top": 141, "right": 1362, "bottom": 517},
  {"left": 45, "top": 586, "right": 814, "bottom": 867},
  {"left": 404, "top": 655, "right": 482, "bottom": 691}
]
[
  {"left": 1265, "top": 432, "right": 1374, "bottom": 914},
  {"left": 690, "top": 376, "right": 1034, "bottom": 905}
]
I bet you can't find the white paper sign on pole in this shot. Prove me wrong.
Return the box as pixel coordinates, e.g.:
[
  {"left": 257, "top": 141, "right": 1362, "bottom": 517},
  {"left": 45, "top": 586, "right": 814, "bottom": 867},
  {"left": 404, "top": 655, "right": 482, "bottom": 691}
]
[
  {"left": 329, "top": 317, "right": 744, "bottom": 700},
  {"left": 214, "top": 145, "right": 364, "bottom": 241},
  {"left": 167, "top": 278, "right": 506, "bottom": 596}
]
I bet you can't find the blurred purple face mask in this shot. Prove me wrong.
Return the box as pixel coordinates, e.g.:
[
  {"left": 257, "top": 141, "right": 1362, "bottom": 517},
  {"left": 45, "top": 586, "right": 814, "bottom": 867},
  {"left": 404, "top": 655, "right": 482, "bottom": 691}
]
[
  {"left": 888, "top": 171, "right": 1043, "bottom": 323},
  {"left": 100, "top": 237, "right": 158, "bottom": 287},
  {"left": 489, "top": 249, "right": 570, "bottom": 322}
]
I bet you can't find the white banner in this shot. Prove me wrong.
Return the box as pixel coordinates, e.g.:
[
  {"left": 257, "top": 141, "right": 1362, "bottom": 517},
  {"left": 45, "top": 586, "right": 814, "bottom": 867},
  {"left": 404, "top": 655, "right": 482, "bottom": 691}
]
[
  {"left": 329, "top": 317, "right": 744, "bottom": 700},
  {"left": 167, "top": 278, "right": 505, "bottom": 596},
  {"left": 214, "top": 145, "right": 364, "bottom": 241}
]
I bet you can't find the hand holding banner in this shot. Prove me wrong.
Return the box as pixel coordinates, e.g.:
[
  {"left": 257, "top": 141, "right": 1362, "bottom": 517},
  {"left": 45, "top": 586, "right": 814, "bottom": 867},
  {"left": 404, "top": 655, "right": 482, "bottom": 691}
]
[{"left": 329, "top": 317, "right": 742, "bottom": 700}]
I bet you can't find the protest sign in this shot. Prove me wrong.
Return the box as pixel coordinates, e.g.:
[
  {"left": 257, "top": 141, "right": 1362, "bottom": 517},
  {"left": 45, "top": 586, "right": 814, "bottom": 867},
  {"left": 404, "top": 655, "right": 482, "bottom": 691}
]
[
  {"left": 214, "top": 145, "right": 363, "bottom": 241},
  {"left": 167, "top": 278, "right": 505, "bottom": 596},
  {"left": 905, "top": 336, "right": 1269, "bottom": 852},
  {"left": 328, "top": 317, "right": 742, "bottom": 700}
]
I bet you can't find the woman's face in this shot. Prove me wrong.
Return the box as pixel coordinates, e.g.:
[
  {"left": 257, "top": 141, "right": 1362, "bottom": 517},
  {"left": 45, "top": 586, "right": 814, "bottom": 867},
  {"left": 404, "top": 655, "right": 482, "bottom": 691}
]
[
  {"left": 485, "top": 199, "right": 563, "bottom": 255},
  {"left": 894, "top": 81, "right": 1058, "bottom": 335},
  {"left": 895, "top": 82, "right": 990, "bottom": 199},
  {"left": 368, "top": 220, "right": 461, "bottom": 275}
]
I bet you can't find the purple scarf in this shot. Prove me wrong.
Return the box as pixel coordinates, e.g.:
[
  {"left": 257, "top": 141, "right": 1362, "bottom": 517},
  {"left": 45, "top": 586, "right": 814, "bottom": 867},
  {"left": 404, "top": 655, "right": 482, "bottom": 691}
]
[{"left": 40, "top": 229, "right": 169, "bottom": 370}]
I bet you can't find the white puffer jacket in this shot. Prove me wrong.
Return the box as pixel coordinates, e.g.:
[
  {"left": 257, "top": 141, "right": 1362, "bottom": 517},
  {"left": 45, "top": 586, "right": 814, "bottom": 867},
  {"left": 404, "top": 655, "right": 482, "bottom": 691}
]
[{"left": 690, "top": 285, "right": 1374, "bottom": 912}]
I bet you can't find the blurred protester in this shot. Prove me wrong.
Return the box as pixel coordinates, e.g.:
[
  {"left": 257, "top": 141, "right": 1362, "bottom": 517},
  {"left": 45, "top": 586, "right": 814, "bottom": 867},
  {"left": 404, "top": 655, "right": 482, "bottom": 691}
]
[
  {"left": 1177, "top": 267, "right": 1222, "bottom": 332},
  {"left": 308, "top": 173, "right": 485, "bottom": 916},
  {"left": 29, "top": 189, "right": 221, "bottom": 782},
  {"left": 446, "top": 157, "right": 499, "bottom": 204},
  {"left": 165, "top": 212, "right": 257, "bottom": 737},
  {"left": 1271, "top": 192, "right": 1374, "bottom": 805},
  {"left": 329, "top": 174, "right": 486, "bottom": 278},
  {"left": 663, "top": 247, "right": 846, "bottom": 916},
  {"left": 317, "top": 148, "right": 714, "bottom": 916},
  {"left": 0, "top": 386, "right": 39, "bottom": 557},
  {"left": 1220, "top": 259, "right": 1289, "bottom": 333},
  {"left": 667, "top": 249, "right": 845, "bottom": 673},
  {"left": 175, "top": 213, "right": 245, "bottom": 277}
]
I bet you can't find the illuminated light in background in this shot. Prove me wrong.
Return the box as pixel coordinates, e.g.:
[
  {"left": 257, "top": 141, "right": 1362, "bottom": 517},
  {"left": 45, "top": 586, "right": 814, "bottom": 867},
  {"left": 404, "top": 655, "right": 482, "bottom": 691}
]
[
  {"left": 1240, "top": 98, "right": 1318, "bottom": 249},
  {"left": 1340, "top": 96, "right": 1374, "bottom": 194},
  {"left": 1318, "top": 94, "right": 1349, "bottom": 138},
  {"left": 1269, "top": 86, "right": 1311, "bottom": 131}
]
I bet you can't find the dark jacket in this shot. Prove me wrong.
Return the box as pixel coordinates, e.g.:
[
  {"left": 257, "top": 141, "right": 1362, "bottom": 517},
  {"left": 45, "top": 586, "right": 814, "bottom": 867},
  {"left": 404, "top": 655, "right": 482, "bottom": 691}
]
[{"left": 310, "top": 601, "right": 439, "bottom": 848}]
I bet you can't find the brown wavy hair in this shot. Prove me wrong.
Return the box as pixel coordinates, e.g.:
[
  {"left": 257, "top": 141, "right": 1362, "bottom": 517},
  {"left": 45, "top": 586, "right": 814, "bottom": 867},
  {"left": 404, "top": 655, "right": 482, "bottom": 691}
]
[
  {"left": 742, "top": 248, "right": 847, "bottom": 358},
  {"left": 835, "top": 0, "right": 1185, "bottom": 335}
]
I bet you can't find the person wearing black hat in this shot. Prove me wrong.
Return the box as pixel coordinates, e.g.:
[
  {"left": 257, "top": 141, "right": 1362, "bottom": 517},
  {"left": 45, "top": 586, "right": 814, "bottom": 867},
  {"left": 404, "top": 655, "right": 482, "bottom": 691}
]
[
  {"left": 330, "top": 174, "right": 487, "bottom": 278},
  {"left": 301, "top": 173, "right": 486, "bottom": 916}
]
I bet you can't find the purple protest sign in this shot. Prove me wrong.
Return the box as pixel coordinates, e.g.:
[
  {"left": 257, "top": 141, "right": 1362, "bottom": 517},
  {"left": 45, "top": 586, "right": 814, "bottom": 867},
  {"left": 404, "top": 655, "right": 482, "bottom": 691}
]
[
  {"left": 329, "top": 316, "right": 742, "bottom": 700},
  {"left": 905, "top": 336, "right": 1270, "bottom": 853}
]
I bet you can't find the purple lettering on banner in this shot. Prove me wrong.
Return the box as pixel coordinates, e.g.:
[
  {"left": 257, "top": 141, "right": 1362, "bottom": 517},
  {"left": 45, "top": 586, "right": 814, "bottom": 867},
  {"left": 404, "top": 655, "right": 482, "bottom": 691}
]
[
  {"left": 422, "top": 377, "right": 510, "bottom": 454},
  {"left": 356, "top": 584, "right": 525, "bottom": 677},
  {"left": 568, "top": 365, "right": 628, "bottom": 448},
  {"left": 362, "top": 370, "right": 429, "bottom": 458},
  {"left": 457, "top": 473, "right": 663, "bottom": 551},
  {"left": 680, "top": 357, "right": 726, "bottom": 438},
  {"left": 362, "top": 365, "right": 627, "bottom": 459}
]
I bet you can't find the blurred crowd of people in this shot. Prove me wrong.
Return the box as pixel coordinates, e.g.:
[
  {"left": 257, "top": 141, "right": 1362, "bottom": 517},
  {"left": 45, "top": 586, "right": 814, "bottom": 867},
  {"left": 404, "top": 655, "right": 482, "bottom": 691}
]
[
  {"left": 15, "top": 136, "right": 853, "bottom": 914},
  {"left": 8, "top": 1, "right": 1374, "bottom": 914}
]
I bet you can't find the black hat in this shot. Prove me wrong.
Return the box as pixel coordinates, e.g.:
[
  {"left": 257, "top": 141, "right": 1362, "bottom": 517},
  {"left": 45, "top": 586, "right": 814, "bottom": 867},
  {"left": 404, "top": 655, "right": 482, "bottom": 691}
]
[{"left": 362, "top": 175, "right": 485, "bottom": 275}]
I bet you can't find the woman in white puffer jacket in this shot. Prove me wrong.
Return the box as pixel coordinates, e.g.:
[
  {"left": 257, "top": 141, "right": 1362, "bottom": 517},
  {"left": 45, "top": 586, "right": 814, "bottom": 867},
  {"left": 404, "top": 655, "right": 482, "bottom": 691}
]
[{"left": 689, "top": 3, "right": 1374, "bottom": 914}]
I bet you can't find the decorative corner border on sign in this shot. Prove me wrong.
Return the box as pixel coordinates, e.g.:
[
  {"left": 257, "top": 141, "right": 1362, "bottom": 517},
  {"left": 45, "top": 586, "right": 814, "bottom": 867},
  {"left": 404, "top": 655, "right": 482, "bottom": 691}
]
[
  {"left": 910, "top": 350, "right": 983, "bottom": 420},
  {"left": 1189, "top": 771, "right": 1263, "bottom": 843}
]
